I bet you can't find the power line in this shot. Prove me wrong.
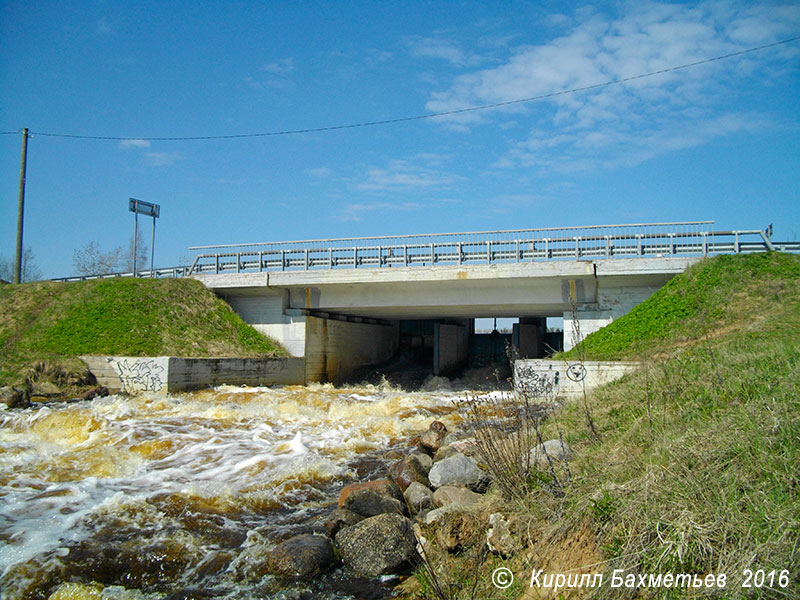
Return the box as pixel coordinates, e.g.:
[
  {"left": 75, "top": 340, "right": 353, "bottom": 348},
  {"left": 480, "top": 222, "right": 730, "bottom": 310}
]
[{"left": 5, "top": 35, "right": 800, "bottom": 142}]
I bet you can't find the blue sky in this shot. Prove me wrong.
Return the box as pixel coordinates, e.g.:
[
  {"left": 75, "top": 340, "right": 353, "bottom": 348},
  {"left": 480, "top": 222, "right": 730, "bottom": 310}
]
[{"left": 1, "top": 0, "right": 799, "bottom": 278}]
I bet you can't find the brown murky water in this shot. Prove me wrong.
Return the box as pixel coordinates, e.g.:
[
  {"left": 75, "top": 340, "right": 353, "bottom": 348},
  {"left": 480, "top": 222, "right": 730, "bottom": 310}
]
[{"left": 0, "top": 383, "right": 474, "bottom": 600}]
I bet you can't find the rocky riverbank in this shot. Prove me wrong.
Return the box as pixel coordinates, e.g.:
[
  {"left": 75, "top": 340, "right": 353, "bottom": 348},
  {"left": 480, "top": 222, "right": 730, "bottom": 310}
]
[{"left": 263, "top": 418, "right": 573, "bottom": 595}]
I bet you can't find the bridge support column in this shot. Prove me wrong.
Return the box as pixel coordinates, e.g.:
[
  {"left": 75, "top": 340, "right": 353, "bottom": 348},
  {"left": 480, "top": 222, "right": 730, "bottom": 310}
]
[
  {"left": 304, "top": 316, "right": 399, "bottom": 384},
  {"left": 433, "top": 320, "right": 470, "bottom": 376},
  {"left": 563, "top": 309, "right": 614, "bottom": 351},
  {"left": 514, "top": 317, "right": 546, "bottom": 358}
]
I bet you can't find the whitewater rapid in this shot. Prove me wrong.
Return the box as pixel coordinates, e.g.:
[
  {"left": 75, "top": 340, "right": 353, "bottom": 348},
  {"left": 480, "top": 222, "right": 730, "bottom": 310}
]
[{"left": 0, "top": 383, "right": 470, "bottom": 599}]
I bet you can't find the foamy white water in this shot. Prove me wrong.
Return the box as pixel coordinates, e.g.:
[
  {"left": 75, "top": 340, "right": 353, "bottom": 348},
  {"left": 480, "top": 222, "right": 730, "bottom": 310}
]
[{"left": 0, "top": 383, "right": 466, "bottom": 599}]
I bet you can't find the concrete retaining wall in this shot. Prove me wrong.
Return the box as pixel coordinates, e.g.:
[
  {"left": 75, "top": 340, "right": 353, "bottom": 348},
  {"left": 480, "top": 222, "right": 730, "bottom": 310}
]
[
  {"left": 81, "top": 355, "right": 305, "bottom": 394},
  {"left": 304, "top": 317, "right": 399, "bottom": 384},
  {"left": 513, "top": 358, "right": 639, "bottom": 400}
]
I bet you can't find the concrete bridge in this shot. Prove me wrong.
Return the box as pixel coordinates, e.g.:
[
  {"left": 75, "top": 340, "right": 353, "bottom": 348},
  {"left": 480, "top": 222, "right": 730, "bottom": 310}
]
[{"left": 188, "top": 221, "right": 792, "bottom": 384}]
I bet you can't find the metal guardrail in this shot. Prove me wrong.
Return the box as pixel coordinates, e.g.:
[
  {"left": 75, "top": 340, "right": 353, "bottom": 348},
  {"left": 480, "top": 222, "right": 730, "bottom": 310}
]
[
  {"left": 49, "top": 222, "right": 799, "bottom": 282},
  {"left": 52, "top": 265, "right": 192, "bottom": 283},
  {"left": 186, "top": 222, "right": 799, "bottom": 275}
]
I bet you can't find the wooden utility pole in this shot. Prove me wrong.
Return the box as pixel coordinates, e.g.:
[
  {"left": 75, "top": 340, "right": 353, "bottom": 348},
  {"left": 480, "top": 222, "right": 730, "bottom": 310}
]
[{"left": 14, "top": 128, "right": 29, "bottom": 284}]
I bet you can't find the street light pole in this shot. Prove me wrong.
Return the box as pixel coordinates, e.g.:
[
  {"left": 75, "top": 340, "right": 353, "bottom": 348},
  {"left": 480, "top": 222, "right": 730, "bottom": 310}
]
[{"left": 14, "top": 128, "right": 29, "bottom": 284}]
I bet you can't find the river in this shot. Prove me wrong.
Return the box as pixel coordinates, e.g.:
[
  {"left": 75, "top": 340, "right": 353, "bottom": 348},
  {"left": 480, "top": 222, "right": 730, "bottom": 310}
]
[{"left": 0, "top": 383, "right": 475, "bottom": 600}]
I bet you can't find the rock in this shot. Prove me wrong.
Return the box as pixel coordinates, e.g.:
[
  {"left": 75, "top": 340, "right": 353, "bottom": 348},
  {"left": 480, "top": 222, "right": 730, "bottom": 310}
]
[
  {"left": 486, "top": 513, "right": 520, "bottom": 557},
  {"left": 442, "top": 430, "right": 474, "bottom": 445},
  {"left": 0, "top": 386, "right": 30, "bottom": 409},
  {"left": 423, "top": 504, "right": 467, "bottom": 527},
  {"left": 427, "top": 453, "right": 488, "bottom": 491},
  {"left": 418, "top": 427, "right": 447, "bottom": 456},
  {"left": 338, "top": 479, "right": 402, "bottom": 508},
  {"left": 76, "top": 385, "right": 110, "bottom": 401},
  {"left": 435, "top": 512, "right": 480, "bottom": 553},
  {"left": 335, "top": 513, "right": 418, "bottom": 577},
  {"left": 432, "top": 445, "right": 460, "bottom": 463},
  {"left": 448, "top": 438, "right": 478, "bottom": 454},
  {"left": 429, "top": 420, "right": 448, "bottom": 433},
  {"left": 342, "top": 487, "right": 406, "bottom": 518},
  {"left": 30, "top": 380, "right": 61, "bottom": 397},
  {"left": 411, "top": 451, "right": 433, "bottom": 472},
  {"left": 403, "top": 482, "right": 434, "bottom": 514},
  {"left": 324, "top": 508, "right": 364, "bottom": 538},
  {"left": 389, "top": 454, "right": 430, "bottom": 492},
  {"left": 267, "top": 534, "right": 336, "bottom": 579},
  {"left": 432, "top": 485, "right": 482, "bottom": 509},
  {"left": 529, "top": 439, "right": 573, "bottom": 470}
]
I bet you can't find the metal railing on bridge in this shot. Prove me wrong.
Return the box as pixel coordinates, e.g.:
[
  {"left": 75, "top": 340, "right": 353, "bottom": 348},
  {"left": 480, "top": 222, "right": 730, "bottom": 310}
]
[
  {"left": 186, "top": 221, "right": 798, "bottom": 276},
  {"left": 52, "top": 265, "right": 192, "bottom": 283}
]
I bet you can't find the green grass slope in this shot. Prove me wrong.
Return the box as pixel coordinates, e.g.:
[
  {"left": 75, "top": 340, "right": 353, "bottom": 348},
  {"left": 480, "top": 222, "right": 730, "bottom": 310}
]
[
  {"left": 535, "top": 252, "right": 800, "bottom": 597},
  {"left": 0, "top": 277, "right": 286, "bottom": 387},
  {"left": 562, "top": 252, "right": 800, "bottom": 360}
]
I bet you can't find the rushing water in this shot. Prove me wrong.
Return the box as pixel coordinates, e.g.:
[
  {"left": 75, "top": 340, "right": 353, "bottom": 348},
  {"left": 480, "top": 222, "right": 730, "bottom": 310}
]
[{"left": 0, "top": 383, "right": 470, "bottom": 600}]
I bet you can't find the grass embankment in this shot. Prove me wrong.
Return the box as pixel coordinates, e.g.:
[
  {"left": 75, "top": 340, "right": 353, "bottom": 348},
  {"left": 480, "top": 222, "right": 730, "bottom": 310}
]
[
  {"left": 0, "top": 277, "right": 285, "bottom": 390},
  {"left": 409, "top": 253, "right": 800, "bottom": 599}
]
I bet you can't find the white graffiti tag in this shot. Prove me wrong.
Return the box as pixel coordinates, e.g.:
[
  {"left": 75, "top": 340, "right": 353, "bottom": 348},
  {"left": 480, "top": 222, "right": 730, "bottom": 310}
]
[{"left": 114, "top": 359, "right": 165, "bottom": 392}]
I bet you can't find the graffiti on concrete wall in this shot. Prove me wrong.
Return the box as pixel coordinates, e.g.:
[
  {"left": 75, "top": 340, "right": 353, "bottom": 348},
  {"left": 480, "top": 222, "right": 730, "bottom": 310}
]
[
  {"left": 514, "top": 363, "right": 560, "bottom": 398},
  {"left": 566, "top": 363, "right": 587, "bottom": 382},
  {"left": 112, "top": 358, "right": 165, "bottom": 393}
]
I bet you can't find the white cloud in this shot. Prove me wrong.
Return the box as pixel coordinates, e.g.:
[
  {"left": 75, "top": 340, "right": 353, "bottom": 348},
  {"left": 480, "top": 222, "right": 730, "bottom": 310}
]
[
  {"left": 305, "top": 167, "right": 333, "bottom": 178},
  {"left": 261, "top": 57, "right": 295, "bottom": 74},
  {"left": 144, "top": 152, "right": 180, "bottom": 167},
  {"left": 355, "top": 158, "right": 462, "bottom": 192},
  {"left": 423, "top": 1, "right": 799, "bottom": 171},
  {"left": 408, "top": 37, "right": 481, "bottom": 66},
  {"left": 119, "top": 139, "right": 151, "bottom": 149},
  {"left": 337, "top": 200, "right": 427, "bottom": 222}
]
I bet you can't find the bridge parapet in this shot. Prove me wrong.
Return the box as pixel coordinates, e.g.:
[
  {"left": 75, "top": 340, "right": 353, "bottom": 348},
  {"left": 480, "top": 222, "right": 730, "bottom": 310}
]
[{"left": 187, "top": 222, "right": 793, "bottom": 276}]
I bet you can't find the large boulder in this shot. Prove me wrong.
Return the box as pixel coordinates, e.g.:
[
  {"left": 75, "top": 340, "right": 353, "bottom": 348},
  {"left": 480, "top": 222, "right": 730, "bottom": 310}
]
[
  {"left": 324, "top": 508, "right": 364, "bottom": 538},
  {"left": 389, "top": 454, "right": 430, "bottom": 492},
  {"left": 335, "top": 513, "right": 418, "bottom": 577},
  {"left": 529, "top": 439, "right": 573, "bottom": 470},
  {"left": 0, "top": 386, "right": 30, "bottom": 409},
  {"left": 338, "top": 480, "right": 402, "bottom": 508},
  {"left": 432, "top": 485, "right": 482, "bottom": 509},
  {"left": 428, "top": 453, "right": 488, "bottom": 491},
  {"left": 341, "top": 487, "right": 406, "bottom": 518},
  {"left": 418, "top": 421, "right": 448, "bottom": 456},
  {"left": 267, "top": 534, "right": 336, "bottom": 579},
  {"left": 403, "top": 481, "right": 434, "bottom": 515}
]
